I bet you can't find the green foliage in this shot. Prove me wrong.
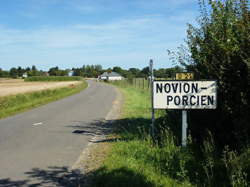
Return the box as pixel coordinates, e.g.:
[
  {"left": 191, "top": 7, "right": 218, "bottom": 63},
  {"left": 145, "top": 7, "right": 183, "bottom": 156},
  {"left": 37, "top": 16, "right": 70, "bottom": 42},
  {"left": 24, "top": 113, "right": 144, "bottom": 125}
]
[
  {"left": 72, "top": 65, "right": 103, "bottom": 77},
  {"left": 154, "top": 66, "right": 184, "bottom": 79},
  {"left": 9, "top": 67, "right": 18, "bottom": 78},
  {"left": 1, "top": 64, "right": 183, "bottom": 80},
  {"left": 174, "top": 0, "right": 250, "bottom": 149},
  {"left": 48, "top": 66, "right": 68, "bottom": 76},
  {"left": 24, "top": 76, "right": 82, "bottom": 82},
  {"left": 0, "top": 68, "right": 10, "bottom": 77},
  {"left": 91, "top": 84, "right": 249, "bottom": 186},
  {"left": 222, "top": 146, "right": 248, "bottom": 187},
  {"left": 128, "top": 68, "right": 141, "bottom": 77},
  {"left": 0, "top": 81, "right": 87, "bottom": 119},
  {"left": 0, "top": 65, "right": 43, "bottom": 78},
  {"left": 91, "top": 86, "right": 191, "bottom": 186}
]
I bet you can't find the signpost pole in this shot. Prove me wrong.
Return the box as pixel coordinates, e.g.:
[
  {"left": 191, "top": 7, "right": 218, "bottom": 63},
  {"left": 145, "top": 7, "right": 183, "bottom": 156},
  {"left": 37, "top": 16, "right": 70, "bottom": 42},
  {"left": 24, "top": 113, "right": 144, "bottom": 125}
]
[
  {"left": 150, "top": 59, "right": 155, "bottom": 142},
  {"left": 153, "top": 77, "right": 217, "bottom": 147},
  {"left": 182, "top": 110, "right": 187, "bottom": 147}
]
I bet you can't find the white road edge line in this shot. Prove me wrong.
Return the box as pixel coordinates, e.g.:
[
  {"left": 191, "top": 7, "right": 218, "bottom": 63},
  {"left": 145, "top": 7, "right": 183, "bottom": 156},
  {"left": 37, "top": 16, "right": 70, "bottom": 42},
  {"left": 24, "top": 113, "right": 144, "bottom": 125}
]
[
  {"left": 87, "top": 81, "right": 90, "bottom": 88},
  {"left": 32, "top": 122, "right": 43, "bottom": 126}
]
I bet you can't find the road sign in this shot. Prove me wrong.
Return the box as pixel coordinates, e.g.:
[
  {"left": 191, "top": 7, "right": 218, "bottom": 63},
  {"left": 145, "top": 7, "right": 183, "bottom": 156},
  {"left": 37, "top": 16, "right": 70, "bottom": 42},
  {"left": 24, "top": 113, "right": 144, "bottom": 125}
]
[
  {"left": 176, "top": 72, "right": 194, "bottom": 80},
  {"left": 153, "top": 81, "right": 217, "bottom": 109}
]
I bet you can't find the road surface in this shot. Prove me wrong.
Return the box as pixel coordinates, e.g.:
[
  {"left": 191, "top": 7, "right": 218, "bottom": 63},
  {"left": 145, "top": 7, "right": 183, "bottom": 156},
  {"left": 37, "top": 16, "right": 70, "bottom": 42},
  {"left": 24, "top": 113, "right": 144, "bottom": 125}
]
[{"left": 0, "top": 80, "right": 117, "bottom": 186}]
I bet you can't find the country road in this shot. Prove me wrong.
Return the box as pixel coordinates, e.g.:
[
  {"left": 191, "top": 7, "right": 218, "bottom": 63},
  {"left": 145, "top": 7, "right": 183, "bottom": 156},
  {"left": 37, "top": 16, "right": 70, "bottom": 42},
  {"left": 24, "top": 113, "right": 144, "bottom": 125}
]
[{"left": 0, "top": 80, "right": 117, "bottom": 185}]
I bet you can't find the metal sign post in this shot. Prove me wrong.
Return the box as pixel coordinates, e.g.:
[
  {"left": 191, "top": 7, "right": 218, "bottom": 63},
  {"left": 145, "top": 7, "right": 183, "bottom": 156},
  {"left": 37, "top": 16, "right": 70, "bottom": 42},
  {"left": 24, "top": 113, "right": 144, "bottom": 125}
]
[
  {"left": 176, "top": 72, "right": 194, "bottom": 147},
  {"left": 153, "top": 80, "right": 217, "bottom": 147},
  {"left": 182, "top": 110, "right": 187, "bottom": 147},
  {"left": 150, "top": 59, "right": 155, "bottom": 142}
]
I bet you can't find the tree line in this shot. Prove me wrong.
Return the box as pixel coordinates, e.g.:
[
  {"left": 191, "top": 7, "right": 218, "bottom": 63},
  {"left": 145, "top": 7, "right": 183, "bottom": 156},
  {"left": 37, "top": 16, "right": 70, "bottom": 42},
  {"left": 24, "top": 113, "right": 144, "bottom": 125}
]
[{"left": 0, "top": 65, "right": 183, "bottom": 79}]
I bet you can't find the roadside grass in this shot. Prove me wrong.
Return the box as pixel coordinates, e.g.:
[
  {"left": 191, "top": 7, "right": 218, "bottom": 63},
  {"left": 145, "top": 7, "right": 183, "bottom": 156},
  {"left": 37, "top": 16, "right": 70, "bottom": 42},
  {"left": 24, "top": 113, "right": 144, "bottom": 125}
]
[
  {"left": 0, "top": 80, "right": 87, "bottom": 119},
  {"left": 24, "top": 76, "right": 83, "bottom": 81},
  {"left": 90, "top": 85, "right": 192, "bottom": 187},
  {"left": 90, "top": 82, "right": 250, "bottom": 187}
]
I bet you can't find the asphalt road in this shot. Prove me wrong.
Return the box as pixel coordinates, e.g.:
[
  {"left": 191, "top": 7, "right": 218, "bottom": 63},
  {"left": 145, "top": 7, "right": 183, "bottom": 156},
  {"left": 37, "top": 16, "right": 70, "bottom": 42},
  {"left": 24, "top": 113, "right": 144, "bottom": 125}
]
[{"left": 0, "top": 80, "right": 117, "bottom": 186}]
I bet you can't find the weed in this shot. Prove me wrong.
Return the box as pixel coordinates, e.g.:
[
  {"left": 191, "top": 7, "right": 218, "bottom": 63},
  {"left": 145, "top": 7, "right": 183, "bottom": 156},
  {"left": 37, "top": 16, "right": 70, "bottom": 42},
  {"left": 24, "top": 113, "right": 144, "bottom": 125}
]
[{"left": 222, "top": 146, "right": 248, "bottom": 187}]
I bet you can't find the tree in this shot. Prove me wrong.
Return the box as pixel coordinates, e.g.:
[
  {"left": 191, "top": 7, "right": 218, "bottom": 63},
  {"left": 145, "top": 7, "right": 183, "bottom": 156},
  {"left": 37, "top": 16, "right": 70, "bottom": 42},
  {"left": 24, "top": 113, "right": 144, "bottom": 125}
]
[
  {"left": 128, "top": 68, "right": 141, "bottom": 77},
  {"left": 31, "top": 65, "right": 37, "bottom": 71},
  {"left": 0, "top": 68, "right": 3, "bottom": 77},
  {"left": 141, "top": 67, "right": 150, "bottom": 77},
  {"left": 25, "top": 67, "right": 31, "bottom": 72},
  {"left": 48, "top": 67, "right": 59, "bottom": 76},
  {"left": 26, "top": 65, "right": 42, "bottom": 76},
  {"left": 113, "top": 66, "right": 123, "bottom": 74},
  {"left": 17, "top": 66, "right": 24, "bottom": 77},
  {"left": 107, "top": 68, "right": 112, "bottom": 73},
  {"left": 180, "top": 0, "right": 250, "bottom": 148},
  {"left": 94, "top": 65, "right": 102, "bottom": 72},
  {"left": 9, "top": 68, "right": 18, "bottom": 78},
  {"left": 0, "top": 68, "right": 10, "bottom": 77}
]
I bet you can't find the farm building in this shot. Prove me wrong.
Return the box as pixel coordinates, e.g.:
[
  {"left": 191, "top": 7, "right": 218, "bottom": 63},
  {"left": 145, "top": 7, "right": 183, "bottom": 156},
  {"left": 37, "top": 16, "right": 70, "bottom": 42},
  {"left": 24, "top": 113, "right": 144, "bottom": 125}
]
[
  {"left": 98, "top": 72, "right": 123, "bottom": 81},
  {"left": 43, "top": 72, "right": 50, "bottom": 76},
  {"left": 68, "top": 70, "right": 74, "bottom": 76},
  {"left": 22, "top": 72, "right": 28, "bottom": 78}
]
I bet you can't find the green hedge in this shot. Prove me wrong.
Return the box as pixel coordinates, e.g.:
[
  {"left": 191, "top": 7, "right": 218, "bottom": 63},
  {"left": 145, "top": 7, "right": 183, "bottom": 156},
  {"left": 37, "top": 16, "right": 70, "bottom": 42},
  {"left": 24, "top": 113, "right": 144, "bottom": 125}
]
[{"left": 25, "top": 76, "right": 83, "bottom": 82}]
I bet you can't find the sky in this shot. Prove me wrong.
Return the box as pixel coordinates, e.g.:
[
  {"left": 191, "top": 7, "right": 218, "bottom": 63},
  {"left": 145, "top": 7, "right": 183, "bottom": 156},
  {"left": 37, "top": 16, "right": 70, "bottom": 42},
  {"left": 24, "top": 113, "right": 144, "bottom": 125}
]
[{"left": 0, "top": 0, "right": 199, "bottom": 70}]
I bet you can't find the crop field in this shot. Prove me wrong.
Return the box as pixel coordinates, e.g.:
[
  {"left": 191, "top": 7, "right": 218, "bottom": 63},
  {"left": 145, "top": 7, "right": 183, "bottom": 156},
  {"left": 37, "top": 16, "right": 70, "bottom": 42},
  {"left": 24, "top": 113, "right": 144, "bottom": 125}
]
[
  {"left": 0, "top": 78, "right": 87, "bottom": 119},
  {"left": 0, "top": 78, "right": 81, "bottom": 97}
]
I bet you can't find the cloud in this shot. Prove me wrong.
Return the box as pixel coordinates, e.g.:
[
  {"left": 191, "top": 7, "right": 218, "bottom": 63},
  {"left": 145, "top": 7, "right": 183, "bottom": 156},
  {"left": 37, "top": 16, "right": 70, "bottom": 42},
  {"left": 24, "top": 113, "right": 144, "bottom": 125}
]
[
  {"left": 0, "top": 16, "right": 162, "bottom": 48},
  {"left": 0, "top": 11, "right": 197, "bottom": 70},
  {"left": 134, "top": 0, "right": 196, "bottom": 10}
]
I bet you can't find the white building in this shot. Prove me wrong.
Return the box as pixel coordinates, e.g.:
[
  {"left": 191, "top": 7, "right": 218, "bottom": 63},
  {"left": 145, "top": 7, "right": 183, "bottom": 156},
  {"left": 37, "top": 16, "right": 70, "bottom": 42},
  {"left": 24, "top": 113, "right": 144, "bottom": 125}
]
[
  {"left": 98, "top": 72, "right": 123, "bottom": 81},
  {"left": 22, "top": 72, "right": 28, "bottom": 78},
  {"left": 68, "top": 70, "right": 74, "bottom": 77}
]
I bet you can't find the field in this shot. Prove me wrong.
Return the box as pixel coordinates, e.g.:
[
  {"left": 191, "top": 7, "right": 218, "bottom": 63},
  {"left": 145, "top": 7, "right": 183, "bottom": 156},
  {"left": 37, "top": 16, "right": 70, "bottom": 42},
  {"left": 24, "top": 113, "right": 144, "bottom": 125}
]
[
  {"left": 0, "top": 78, "right": 81, "bottom": 97},
  {"left": 0, "top": 78, "right": 87, "bottom": 119}
]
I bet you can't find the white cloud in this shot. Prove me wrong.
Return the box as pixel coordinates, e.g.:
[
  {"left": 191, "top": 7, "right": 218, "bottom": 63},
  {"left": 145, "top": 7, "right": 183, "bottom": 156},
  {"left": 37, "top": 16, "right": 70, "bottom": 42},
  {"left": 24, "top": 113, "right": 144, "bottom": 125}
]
[
  {"left": 134, "top": 0, "right": 195, "bottom": 10},
  {"left": 0, "top": 12, "right": 196, "bottom": 69}
]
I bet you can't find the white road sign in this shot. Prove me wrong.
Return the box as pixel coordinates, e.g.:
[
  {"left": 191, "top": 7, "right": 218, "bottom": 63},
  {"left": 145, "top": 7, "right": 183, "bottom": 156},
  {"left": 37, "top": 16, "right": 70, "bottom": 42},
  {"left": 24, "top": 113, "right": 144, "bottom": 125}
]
[{"left": 153, "top": 81, "right": 217, "bottom": 109}]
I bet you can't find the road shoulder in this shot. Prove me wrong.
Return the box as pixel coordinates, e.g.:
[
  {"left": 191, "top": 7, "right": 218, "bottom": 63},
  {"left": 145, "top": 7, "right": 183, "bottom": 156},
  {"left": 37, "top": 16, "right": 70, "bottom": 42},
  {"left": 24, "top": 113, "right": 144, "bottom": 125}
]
[{"left": 71, "top": 86, "right": 123, "bottom": 181}]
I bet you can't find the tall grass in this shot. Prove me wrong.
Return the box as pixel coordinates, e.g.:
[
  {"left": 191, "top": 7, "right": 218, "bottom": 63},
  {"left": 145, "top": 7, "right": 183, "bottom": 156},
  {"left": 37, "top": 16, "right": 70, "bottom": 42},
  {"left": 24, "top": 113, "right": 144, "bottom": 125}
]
[
  {"left": 90, "top": 80, "right": 249, "bottom": 187},
  {"left": 0, "top": 81, "right": 87, "bottom": 119},
  {"left": 91, "top": 83, "right": 192, "bottom": 186},
  {"left": 25, "top": 76, "right": 83, "bottom": 82}
]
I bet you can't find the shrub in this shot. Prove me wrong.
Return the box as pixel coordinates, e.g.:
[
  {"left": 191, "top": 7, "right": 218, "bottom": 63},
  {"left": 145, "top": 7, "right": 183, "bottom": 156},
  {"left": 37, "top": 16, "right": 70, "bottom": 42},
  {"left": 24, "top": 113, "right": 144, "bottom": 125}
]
[{"left": 24, "top": 76, "right": 83, "bottom": 82}]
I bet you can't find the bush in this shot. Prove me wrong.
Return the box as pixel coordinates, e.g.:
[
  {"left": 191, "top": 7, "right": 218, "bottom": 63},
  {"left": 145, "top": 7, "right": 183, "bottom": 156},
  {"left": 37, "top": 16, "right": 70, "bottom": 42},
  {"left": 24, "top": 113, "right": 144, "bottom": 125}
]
[
  {"left": 173, "top": 0, "right": 250, "bottom": 150},
  {"left": 24, "top": 76, "right": 83, "bottom": 82}
]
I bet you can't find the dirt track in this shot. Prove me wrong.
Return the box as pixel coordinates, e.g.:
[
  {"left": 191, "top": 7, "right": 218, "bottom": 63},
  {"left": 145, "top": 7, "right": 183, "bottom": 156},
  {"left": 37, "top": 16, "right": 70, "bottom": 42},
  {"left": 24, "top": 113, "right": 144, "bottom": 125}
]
[{"left": 0, "top": 79, "right": 81, "bottom": 97}]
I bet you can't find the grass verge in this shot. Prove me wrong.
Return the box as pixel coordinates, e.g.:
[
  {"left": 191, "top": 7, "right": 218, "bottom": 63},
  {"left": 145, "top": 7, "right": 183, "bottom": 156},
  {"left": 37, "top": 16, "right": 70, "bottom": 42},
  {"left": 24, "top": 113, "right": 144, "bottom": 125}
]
[
  {"left": 90, "top": 86, "right": 191, "bottom": 187},
  {"left": 89, "top": 82, "right": 249, "bottom": 187},
  {"left": 0, "top": 80, "right": 87, "bottom": 119},
  {"left": 25, "top": 76, "right": 83, "bottom": 81}
]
